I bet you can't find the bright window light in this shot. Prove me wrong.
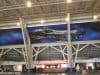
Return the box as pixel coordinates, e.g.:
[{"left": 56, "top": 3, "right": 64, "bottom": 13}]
[{"left": 26, "top": 1, "right": 32, "bottom": 7}]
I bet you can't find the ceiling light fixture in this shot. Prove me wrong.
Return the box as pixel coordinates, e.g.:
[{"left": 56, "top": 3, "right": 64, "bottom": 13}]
[
  {"left": 26, "top": 1, "right": 32, "bottom": 7},
  {"left": 17, "top": 22, "right": 20, "bottom": 26},
  {"left": 93, "top": 15, "right": 98, "bottom": 20},
  {"left": 40, "top": 19, "right": 45, "bottom": 24},
  {"left": 65, "top": 16, "right": 70, "bottom": 23},
  {"left": 66, "top": 0, "right": 72, "bottom": 3}
]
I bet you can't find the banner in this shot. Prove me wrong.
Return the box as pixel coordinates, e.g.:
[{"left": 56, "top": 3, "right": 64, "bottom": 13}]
[
  {"left": 71, "top": 22, "right": 100, "bottom": 41},
  {"left": 0, "top": 21, "right": 100, "bottom": 45},
  {"left": 0, "top": 28, "right": 23, "bottom": 45},
  {"left": 28, "top": 24, "right": 67, "bottom": 43}
]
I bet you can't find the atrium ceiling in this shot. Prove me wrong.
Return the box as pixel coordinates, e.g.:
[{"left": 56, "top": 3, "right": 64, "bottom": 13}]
[{"left": 0, "top": 0, "right": 99, "bottom": 25}]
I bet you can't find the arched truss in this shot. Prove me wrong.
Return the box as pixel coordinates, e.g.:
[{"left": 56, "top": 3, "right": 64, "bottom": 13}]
[{"left": 0, "top": 41, "right": 100, "bottom": 65}]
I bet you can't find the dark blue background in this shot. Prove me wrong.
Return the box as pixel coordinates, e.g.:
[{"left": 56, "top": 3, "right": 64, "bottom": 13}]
[
  {"left": 71, "top": 22, "right": 100, "bottom": 41},
  {"left": 0, "top": 29, "right": 23, "bottom": 45}
]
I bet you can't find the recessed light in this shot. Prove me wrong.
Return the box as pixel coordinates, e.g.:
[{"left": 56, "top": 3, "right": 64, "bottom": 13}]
[
  {"left": 17, "top": 22, "right": 20, "bottom": 26},
  {"left": 26, "top": 1, "right": 32, "bottom": 8},
  {"left": 66, "top": 0, "right": 72, "bottom": 3},
  {"left": 93, "top": 15, "right": 98, "bottom": 20},
  {"left": 40, "top": 19, "right": 44, "bottom": 24},
  {"left": 65, "top": 16, "right": 70, "bottom": 23}
]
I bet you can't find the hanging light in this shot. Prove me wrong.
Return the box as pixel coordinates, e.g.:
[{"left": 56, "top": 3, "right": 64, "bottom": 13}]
[
  {"left": 26, "top": 1, "right": 32, "bottom": 7},
  {"left": 66, "top": 0, "right": 72, "bottom": 3},
  {"left": 93, "top": 15, "right": 98, "bottom": 20}
]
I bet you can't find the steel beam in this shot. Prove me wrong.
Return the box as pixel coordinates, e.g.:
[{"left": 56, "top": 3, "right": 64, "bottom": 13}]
[
  {"left": 73, "top": 44, "right": 89, "bottom": 55},
  {"left": 0, "top": 15, "right": 100, "bottom": 29},
  {"left": 0, "top": 0, "right": 93, "bottom": 11},
  {"left": 59, "top": 46, "right": 66, "bottom": 60},
  {"left": 66, "top": 13, "right": 74, "bottom": 67},
  {"left": 2, "top": 48, "right": 12, "bottom": 55},
  {"left": 20, "top": 18, "right": 33, "bottom": 69},
  {"left": 0, "top": 49, "right": 4, "bottom": 63},
  {"left": 37, "top": 46, "right": 48, "bottom": 54},
  {"left": 13, "top": 48, "right": 24, "bottom": 55},
  {"left": 74, "top": 44, "right": 80, "bottom": 66},
  {"left": 22, "top": 48, "right": 27, "bottom": 64},
  {"left": 91, "top": 44, "right": 100, "bottom": 49},
  {"left": 0, "top": 41, "right": 99, "bottom": 49}
]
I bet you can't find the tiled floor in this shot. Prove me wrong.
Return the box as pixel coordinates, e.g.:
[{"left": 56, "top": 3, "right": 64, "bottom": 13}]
[
  {"left": 22, "top": 70, "right": 100, "bottom": 75},
  {"left": 0, "top": 70, "right": 100, "bottom": 75},
  {"left": 88, "top": 70, "right": 100, "bottom": 75}
]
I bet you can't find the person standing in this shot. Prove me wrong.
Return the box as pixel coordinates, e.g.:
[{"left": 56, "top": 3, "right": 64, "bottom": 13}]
[
  {"left": 82, "top": 63, "right": 87, "bottom": 75},
  {"left": 76, "top": 64, "right": 80, "bottom": 75}
]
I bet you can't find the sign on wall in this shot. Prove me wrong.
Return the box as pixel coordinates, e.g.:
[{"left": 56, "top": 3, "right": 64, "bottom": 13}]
[
  {"left": 0, "top": 21, "right": 100, "bottom": 45},
  {"left": 28, "top": 24, "right": 67, "bottom": 43}
]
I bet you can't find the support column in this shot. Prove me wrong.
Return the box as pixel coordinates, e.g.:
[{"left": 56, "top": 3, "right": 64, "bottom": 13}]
[
  {"left": 66, "top": 13, "right": 74, "bottom": 67},
  {"left": 74, "top": 44, "right": 79, "bottom": 66},
  {"left": 20, "top": 18, "right": 33, "bottom": 69},
  {"left": 0, "top": 49, "right": 3, "bottom": 69}
]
